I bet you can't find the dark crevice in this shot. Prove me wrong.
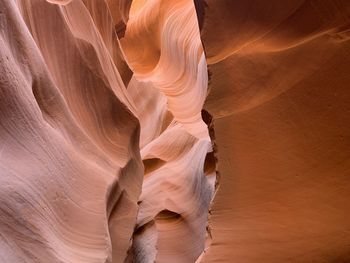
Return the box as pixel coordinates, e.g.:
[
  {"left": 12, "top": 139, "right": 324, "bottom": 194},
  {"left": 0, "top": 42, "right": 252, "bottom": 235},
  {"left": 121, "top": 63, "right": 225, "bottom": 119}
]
[
  {"left": 143, "top": 158, "right": 166, "bottom": 175},
  {"left": 155, "top": 209, "right": 182, "bottom": 222},
  {"left": 134, "top": 220, "right": 156, "bottom": 236},
  {"left": 125, "top": 220, "right": 157, "bottom": 263},
  {"left": 193, "top": 0, "right": 208, "bottom": 31},
  {"left": 204, "top": 151, "right": 216, "bottom": 176},
  {"left": 115, "top": 21, "right": 127, "bottom": 38}
]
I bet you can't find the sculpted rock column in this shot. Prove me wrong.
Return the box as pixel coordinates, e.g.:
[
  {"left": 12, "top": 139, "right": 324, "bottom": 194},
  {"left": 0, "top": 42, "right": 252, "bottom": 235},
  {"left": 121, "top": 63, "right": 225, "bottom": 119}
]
[
  {"left": 0, "top": 1, "right": 142, "bottom": 262},
  {"left": 121, "top": 0, "right": 216, "bottom": 262}
]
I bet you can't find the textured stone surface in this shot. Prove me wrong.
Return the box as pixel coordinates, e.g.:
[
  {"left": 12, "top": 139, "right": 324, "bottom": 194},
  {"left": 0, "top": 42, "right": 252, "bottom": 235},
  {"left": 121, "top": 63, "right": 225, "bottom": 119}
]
[{"left": 1, "top": 1, "right": 349, "bottom": 262}]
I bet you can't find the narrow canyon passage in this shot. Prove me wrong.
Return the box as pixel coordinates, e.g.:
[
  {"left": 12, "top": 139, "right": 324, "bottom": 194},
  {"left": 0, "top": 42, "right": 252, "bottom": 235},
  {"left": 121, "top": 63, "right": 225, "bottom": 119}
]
[
  {"left": 1, "top": 0, "right": 350, "bottom": 263},
  {"left": 121, "top": 0, "right": 216, "bottom": 261},
  {"left": 0, "top": 0, "right": 216, "bottom": 262}
]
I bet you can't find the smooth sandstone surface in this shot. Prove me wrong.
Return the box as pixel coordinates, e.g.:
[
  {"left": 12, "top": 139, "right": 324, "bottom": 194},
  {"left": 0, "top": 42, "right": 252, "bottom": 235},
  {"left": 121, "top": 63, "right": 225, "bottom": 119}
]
[
  {"left": 0, "top": 0, "right": 349, "bottom": 262},
  {"left": 196, "top": 0, "right": 350, "bottom": 262}
]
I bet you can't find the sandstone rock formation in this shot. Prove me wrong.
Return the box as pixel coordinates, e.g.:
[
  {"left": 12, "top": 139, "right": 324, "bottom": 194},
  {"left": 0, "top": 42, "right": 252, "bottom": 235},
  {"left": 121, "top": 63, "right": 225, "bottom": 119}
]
[
  {"left": 196, "top": 1, "right": 350, "bottom": 262},
  {"left": 0, "top": 0, "right": 213, "bottom": 262},
  {"left": 0, "top": 0, "right": 349, "bottom": 262}
]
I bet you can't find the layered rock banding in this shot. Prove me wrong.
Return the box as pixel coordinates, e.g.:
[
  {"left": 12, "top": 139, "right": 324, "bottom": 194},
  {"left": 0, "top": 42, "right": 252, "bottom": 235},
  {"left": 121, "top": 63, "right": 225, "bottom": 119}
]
[
  {"left": 0, "top": 0, "right": 214, "bottom": 262},
  {"left": 0, "top": 0, "right": 349, "bottom": 262}
]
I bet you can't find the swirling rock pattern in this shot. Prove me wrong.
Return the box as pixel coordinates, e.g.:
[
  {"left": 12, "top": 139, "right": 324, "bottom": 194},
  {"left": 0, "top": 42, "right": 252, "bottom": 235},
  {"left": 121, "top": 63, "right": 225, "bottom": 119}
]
[
  {"left": 1, "top": 0, "right": 350, "bottom": 262},
  {"left": 0, "top": 0, "right": 213, "bottom": 262},
  {"left": 0, "top": 0, "right": 142, "bottom": 262},
  {"left": 122, "top": 1, "right": 215, "bottom": 261}
]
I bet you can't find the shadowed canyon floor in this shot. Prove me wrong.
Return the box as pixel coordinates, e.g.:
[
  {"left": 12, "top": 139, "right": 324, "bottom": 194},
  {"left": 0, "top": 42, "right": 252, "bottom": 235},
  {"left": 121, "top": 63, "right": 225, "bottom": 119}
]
[{"left": 0, "top": 0, "right": 350, "bottom": 262}]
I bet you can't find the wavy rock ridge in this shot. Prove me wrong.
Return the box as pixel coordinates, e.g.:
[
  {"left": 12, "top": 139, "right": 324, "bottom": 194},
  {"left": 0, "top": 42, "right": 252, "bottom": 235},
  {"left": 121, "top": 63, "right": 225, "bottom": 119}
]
[
  {"left": 0, "top": 0, "right": 214, "bottom": 262},
  {"left": 1, "top": 0, "right": 350, "bottom": 263}
]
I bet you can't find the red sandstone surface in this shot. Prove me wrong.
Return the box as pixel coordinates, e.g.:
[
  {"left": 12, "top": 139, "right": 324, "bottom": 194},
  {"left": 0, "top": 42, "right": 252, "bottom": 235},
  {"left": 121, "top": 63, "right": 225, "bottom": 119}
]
[{"left": 0, "top": 1, "right": 349, "bottom": 262}]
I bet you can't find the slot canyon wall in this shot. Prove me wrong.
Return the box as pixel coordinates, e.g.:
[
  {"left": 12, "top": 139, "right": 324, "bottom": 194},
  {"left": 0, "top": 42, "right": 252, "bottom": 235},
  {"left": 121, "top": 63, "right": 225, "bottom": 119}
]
[
  {"left": 0, "top": 0, "right": 349, "bottom": 263},
  {"left": 196, "top": 0, "right": 350, "bottom": 262}
]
